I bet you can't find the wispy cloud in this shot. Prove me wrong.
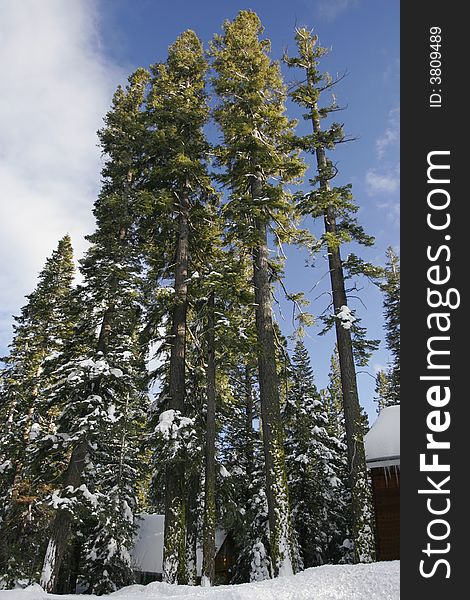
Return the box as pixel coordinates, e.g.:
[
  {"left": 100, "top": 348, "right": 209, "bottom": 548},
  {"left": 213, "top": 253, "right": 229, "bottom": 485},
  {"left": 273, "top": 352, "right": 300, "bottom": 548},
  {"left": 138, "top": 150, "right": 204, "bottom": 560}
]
[
  {"left": 376, "top": 108, "right": 400, "bottom": 160},
  {"left": 366, "top": 169, "right": 399, "bottom": 195},
  {"left": 0, "top": 0, "right": 124, "bottom": 352},
  {"left": 365, "top": 106, "right": 400, "bottom": 202},
  {"left": 315, "top": 0, "right": 358, "bottom": 21}
]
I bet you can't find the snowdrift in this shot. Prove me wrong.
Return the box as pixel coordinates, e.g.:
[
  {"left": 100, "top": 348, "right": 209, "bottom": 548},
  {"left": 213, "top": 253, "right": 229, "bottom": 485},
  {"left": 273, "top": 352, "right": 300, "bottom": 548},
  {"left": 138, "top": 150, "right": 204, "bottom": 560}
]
[{"left": 0, "top": 561, "right": 399, "bottom": 600}]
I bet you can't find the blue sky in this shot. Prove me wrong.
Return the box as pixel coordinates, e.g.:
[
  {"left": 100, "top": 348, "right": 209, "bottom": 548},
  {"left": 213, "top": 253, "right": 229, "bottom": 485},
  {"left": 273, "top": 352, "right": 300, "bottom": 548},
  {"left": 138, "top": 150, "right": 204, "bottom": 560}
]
[{"left": 0, "top": 0, "right": 399, "bottom": 420}]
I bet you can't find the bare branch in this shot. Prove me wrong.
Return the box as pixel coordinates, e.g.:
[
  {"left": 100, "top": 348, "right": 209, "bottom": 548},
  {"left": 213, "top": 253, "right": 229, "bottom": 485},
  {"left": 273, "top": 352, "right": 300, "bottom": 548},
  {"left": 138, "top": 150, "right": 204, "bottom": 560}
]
[{"left": 318, "top": 69, "right": 349, "bottom": 93}]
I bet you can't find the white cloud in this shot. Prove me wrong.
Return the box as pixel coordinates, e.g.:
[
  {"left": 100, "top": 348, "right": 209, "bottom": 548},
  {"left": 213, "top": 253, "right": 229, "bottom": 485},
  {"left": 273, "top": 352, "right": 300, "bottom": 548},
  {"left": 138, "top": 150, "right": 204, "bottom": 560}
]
[
  {"left": 376, "top": 107, "right": 400, "bottom": 160},
  {"left": 365, "top": 107, "right": 400, "bottom": 200},
  {"left": 366, "top": 169, "right": 399, "bottom": 195},
  {"left": 315, "top": 0, "right": 358, "bottom": 21},
  {"left": 0, "top": 0, "right": 124, "bottom": 351}
]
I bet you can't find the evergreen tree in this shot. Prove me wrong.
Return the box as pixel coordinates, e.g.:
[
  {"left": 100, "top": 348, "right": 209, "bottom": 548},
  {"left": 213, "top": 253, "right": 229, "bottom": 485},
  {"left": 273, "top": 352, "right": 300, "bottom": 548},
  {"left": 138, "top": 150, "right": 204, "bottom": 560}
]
[
  {"left": 379, "top": 247, "right": 400, "bottom": 408},
  {"left": 192, "top": 244, "right": 267, "bottom": 584},
  {"left": 321, "top": 350, "right": 355, "bottom": 564},
  {"left": 211, "top": 10, "right": 305, "bottom": 576},
  {"left": 284, "top": 340, "right": 350, "bottom": 567},
  {"left": 143, "top": 30, "right": 212, "bottom": 584},
  {"left": 201, "top": 290, "right": 217, "bottom": 587},
  {"left": 323, "top": 350, "right": 344, "bottom": 440},
  {"left": 218, "top": 361, "right": 271, "bottom": 583},
  {"left": 374, "top": 369, "right": 391, "bottom": 413},
  {"left": 0, "top": 235, "right": 75, "bottom": 586},
  {"left": 80, "top": 369, "right": 147, "bottom": 595},
  {"left": 285, "top": 28, "right": 376, "bottom": 562},
  {"left": 38, "top": 68, "right": 150, "bottom": 594}
]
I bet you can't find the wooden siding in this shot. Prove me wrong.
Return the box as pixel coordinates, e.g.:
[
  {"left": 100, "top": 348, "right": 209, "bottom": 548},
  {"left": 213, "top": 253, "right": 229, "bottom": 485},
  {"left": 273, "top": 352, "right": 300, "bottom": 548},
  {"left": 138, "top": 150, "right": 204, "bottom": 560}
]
[
  {"left": 214, "top": 533, "right": 237, "bottom": 585},
  {"left": 371, "top": 466, "right": 400, "bottom": 561}
]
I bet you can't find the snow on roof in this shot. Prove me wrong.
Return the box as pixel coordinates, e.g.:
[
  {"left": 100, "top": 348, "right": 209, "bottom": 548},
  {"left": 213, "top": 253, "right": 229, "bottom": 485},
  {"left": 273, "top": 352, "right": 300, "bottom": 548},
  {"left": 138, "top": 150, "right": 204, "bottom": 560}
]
[
  {"left": 365, "top": 405, "right": 400, "bottom": 468},
  {"left": 130, "top": 513, "right": 226, "bottom": 576},
  {"left": 130, "top": 514, "right": 164, "bottom": 574}
]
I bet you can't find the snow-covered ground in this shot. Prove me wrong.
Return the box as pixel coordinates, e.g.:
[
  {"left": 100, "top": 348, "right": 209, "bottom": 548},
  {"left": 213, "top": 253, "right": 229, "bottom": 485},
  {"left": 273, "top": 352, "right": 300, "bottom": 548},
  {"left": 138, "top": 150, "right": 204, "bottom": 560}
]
[{"left": 0, "top": 561, "right": 399, "bottom": 600}]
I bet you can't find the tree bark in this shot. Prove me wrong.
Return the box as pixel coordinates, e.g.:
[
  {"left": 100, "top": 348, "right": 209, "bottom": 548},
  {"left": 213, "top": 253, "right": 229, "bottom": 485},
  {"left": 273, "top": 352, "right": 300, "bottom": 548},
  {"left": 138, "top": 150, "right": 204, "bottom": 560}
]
[
  {"left": 251, "top": 189, "right": 294, "bottom": 576},
  {"left": 310, "top": 106, "right": 376, "bottom": 563},
  {"left": 202, "top": 292, "right": 216, "bottom": 586},
  {"left": 163, "top": 191, "right": 190, "bottom": 584},
  {"left": 185, "top": 472, "right": 199, "bottom": 585},
  {"left": 39, "top": 442, "right": 88, "bottom": 592},
  {"left": 244, "top": 366, "right": 254, "bottom": 479},
  {"left": 68, "top": 539, "right": 82, "bottom": 594}
]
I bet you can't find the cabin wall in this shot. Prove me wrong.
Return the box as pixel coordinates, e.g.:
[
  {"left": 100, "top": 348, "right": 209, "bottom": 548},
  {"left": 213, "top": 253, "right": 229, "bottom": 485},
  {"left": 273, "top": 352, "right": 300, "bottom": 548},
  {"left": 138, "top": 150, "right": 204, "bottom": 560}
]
[
  {"left": 214, "top": 534, "right": 237, "bottom": 584},
  {"left": 133, "top": 571, "right": 162, "bottom": 585},
  {"left": 370, "top": 466, "right": 400, "bottom": 561}
]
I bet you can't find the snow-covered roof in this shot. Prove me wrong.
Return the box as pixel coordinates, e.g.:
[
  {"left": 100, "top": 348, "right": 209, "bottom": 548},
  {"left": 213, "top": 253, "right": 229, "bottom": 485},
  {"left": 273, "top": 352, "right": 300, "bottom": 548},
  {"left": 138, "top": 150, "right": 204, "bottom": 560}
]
[
  {"left": 364, "top": 405, "right": 400, "bottom": 468},
  {"left": 130, "top": 513, "right": 226, "bottom": 575}
]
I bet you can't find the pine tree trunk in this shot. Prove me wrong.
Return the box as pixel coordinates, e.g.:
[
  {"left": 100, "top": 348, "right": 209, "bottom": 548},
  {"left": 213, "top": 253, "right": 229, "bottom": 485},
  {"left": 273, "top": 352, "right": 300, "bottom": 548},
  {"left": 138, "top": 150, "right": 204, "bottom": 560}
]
[
  {"left": 202, "top": 292, "right": 216, "bottom": 586},
  {"left": 311, "top": 109, "right": 376, "bottom": 563},
  {"left": 40, "top": 308, "right": 114, "bottom": 592},
  {"left": 39, "top": 442, "right": 88, "bottom": 592},
  {"left": 244, "top": 366, "right": 254, "bottom": 479},
  {"left": 185, "top": 472, "right": 199, "bottom": 585},
  {"left": 252, "top": 201, "right": 294, "bottom": 577},
  {"left": 163, "top": 192, "right": 189, "bottom": 584},
  {"left": 68, "top": 539, "right": 81, "bottom": 594}
]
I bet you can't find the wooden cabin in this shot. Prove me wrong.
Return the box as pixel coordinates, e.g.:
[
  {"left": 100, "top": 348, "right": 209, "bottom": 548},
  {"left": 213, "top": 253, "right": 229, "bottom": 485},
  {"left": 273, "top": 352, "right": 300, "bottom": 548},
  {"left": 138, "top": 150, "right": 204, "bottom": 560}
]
[
  {"left": 364, "top": 405, "right": 400, "bottom": 561},
  {"left": 130, "top": 513, "right": 236, "bottom": 584},
  {"left": 214, "top": 533, "right": 237, "bottom": 585}
]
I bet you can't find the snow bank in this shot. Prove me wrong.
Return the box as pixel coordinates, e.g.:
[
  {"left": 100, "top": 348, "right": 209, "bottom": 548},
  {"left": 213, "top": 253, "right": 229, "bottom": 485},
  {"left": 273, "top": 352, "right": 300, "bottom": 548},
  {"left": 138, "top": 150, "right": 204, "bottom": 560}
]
[
  {"left": 365, "top": 405, "right": 400, "bottom": 468},
  {"left": 0, "top": 561, "right": 399, "bottom": 600}
]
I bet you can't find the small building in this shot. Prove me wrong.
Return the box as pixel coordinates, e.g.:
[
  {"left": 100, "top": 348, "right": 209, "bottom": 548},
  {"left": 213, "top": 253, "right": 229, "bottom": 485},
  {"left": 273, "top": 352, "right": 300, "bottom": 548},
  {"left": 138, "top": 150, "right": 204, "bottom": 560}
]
[
  {"left": 130, "top": 513, "right": 235, "bottom": 584},
  {"left": 364, "top": 404, "right": 400, "bottom": 561}
]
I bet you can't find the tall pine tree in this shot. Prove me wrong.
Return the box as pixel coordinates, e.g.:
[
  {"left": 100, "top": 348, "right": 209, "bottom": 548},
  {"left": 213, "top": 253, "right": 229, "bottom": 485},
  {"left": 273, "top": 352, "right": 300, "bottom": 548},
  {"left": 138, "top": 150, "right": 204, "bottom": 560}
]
[
  {"left": 38, "top": 68, "right": 150, "bottom": 593},
  {"left": 285, "top": 28, "right": 376, "bottom": 562},
  {"left": 0, "top": 236, "right": 75, "bottom": 586},
  {"left": 211, "top": 10, "right": 305, "bottom": 576},
  {"left": 144, "top": 30, "right": 212, "bottom": 584}
]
